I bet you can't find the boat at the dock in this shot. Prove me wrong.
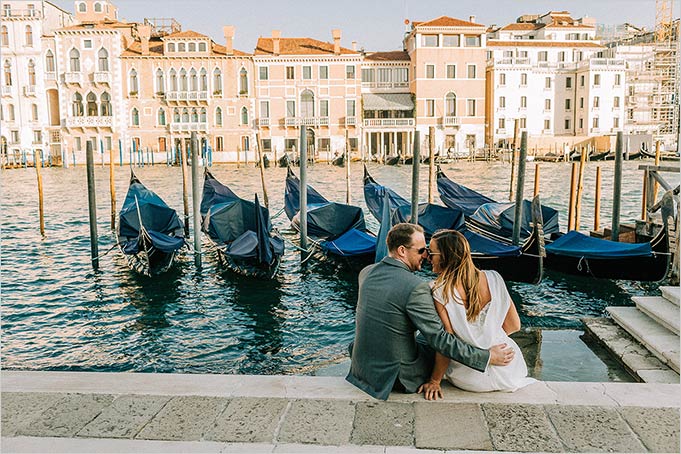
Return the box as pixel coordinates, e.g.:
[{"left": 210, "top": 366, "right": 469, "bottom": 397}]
[
  {"left": 201, "top": 170, "right": 284, "bottom": 278},
  {"left": 117, "top": 172, "right": 186, "bottom": 276}
]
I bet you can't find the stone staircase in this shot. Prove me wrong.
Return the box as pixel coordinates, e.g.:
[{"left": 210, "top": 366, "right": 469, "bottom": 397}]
[{"left": 606, "top": 286, "right": 680, "bottom": 382}]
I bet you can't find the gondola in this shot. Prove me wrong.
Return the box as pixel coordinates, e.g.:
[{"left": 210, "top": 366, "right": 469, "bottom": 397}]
[
  {"left": 201, "top": 170, "right": 284, "bottom": 278},
  {"left": 331, "top": 153, "right": 345, "bottom": 167},
  {"left": 284, "top": 167, "right": 376, "bottom": 261},
  {"left": 117, "top": 172, "right": 186, "bottom": 276},
  {"left": 363, "top": 166, "right": 544, "bottom": 284},
  {"left": 385, "top": 155, "right": 400, "bottom": 166},
  {"left": 253, "top": 154, "right": 270, "bottom": 168},
  {"left": 279, "top": 153, "right": 299, "bottom": 167}
]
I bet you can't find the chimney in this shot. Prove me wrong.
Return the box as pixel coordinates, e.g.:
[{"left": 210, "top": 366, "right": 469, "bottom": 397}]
[
  {"left": 351, "top": 40, "right": 357, "bottom": 51},
  {"left": 332, "top": 29, "right": 341, "bottom": 55},
  {"left": 138, "top": 25, "right": 151, "bottom": 55},
  {"left": 223, "top": 25, "right": 235, "bottom": 55},
  {"left": 272, "top": 30, "right": 281, "bottom": 55},
  {"left": 469, "top": 15, "right": 476, "bottom": 23}
]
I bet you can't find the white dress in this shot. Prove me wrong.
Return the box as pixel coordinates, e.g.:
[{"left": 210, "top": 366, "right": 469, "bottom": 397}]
[{"left": 431, "top": 270, "right": 536, "bottom": 392}]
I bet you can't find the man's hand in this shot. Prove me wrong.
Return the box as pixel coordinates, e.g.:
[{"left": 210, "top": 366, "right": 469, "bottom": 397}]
[
  {"left": 417, "top": 380, "right": 443, "bottom": 401},
  {"left": 489, "top": 343, "right": 514, "bottom": 366}
]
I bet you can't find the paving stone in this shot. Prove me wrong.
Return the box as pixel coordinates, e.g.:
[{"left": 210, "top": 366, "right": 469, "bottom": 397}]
[
  {"left": 413, "top": 402, "right": 491, "bottom": 451},
  {"left": 135, "top": 395, "right": 229, "bottom": 441},
  {"left": 1, "top": 392, "right": 67, "bottom": 437},
  {"left": 618, "top": 407, "right": 680, "bottom": 453},
  {"left": 274, "top": 444, "right": 384, "bottom": 453},
  {"left": 277, "top": 399, "right": 354, "bottom": 445},
  {"left": 204, "top": 397, "right": 288, "bottom": 443},
  {"left": 546, "top": 405, "right": 645, "bottom": 452},
  {"left": 77, "top": 394, "right": 171, "bottom": 438},
  {"left": 637, "top": 369, "right": 680, "bottom": 384},
  {"left": 482, "top": 403, "right": 563, "bottom": 452},
  {"left": 14, "top": 393, "right": 114, "bottom": 437},
  {"left": 350, "top": 401, "right": 414, "bottom": 446}
]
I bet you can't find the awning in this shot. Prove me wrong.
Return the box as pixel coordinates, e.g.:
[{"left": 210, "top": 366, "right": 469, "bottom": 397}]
[{"left": 362, "top": 93, "right": 414, "bottom": 111}]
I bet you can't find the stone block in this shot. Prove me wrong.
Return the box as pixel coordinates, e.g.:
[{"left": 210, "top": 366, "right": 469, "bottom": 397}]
[
  {"left": 204, "top": 397, "right": 288, "bottom": 443},
  {"left": 413, "top": 402, "right": 492, "bottom": 451},
  {"left": 16, "top": 393, "right": 114, "bottom": 437},
  {"left": 482, "top": 403, "right": 563, "bottom": 452},
  {"left": 1, "top": 392, "right": 66, "bottom": 437},
  {"left": 546, "top": 404, "right": 646, "bottom": 452},
  {"left": 77, "top": 394, "right": 171, "bottom": 438},
  {"left": 135, "top": 395, "right": 229, "bottom": 441},
  {"left": 350, "top": 401, "right": 414, "bottom": 446},
  {"left": 277, "top": 399, "right": 354, "bottom": 445},
  {"left": 618, "top": 407, "right": 680, "bottom": 453}
]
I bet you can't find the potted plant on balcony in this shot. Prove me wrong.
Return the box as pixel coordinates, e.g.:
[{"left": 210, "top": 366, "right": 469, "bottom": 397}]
[
  {"left": 239, "top": 90, "right": 248, "bottom": 96},
  {"left": 156, "top": 91, "right": 164, "bottom": 97},
  {"left": 213, "top": 90, "right": 222, "bottom": 96},
  {"left": 129, "top": 91, "right": 138, "bottom": 97}
]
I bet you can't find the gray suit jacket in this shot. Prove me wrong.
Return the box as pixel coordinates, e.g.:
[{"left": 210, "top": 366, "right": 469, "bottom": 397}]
[{"left": 346, "top": 256, "right": 490, "bottom": 400}]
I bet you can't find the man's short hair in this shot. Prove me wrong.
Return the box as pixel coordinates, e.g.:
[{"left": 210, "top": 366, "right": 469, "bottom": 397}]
[{"left": 387, "top": 223, "right": 424, "bottom": 252}]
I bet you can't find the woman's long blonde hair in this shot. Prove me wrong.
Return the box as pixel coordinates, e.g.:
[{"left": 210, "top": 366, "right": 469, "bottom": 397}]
[{"left": 431, "top": 230, "right": 483, "bottom": 322}]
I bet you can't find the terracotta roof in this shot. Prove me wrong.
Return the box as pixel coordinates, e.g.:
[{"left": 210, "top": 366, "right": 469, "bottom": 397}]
[
  {"left": 545, "top": 22, "right": 595, "bottom": 29},
  {"left": 500, "top": 23, "right": 540, "bottom": 31},
  {"left": 487, "top": 39, "right": 604, "bottom": 48},
  {"left": 254, "top": 37, "right": 357, "bottom": 56},
  {"left": 364, "top": 51, "right": 410, "bottom": 61},
  {"left": 122, "top": 39, "right": 250, "bottom": 57},
  {"left": 58, "top": 20, "right": 133, "bottom": 31},
  {"left": 412, "top": 15, "right": 482, "bottom": 28},
  {"left": 164, "top": 30, "right": 210, "bottom": 39}
]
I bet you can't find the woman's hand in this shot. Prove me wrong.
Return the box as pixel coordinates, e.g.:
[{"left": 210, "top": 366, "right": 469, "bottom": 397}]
[{"left": 417, "top": 379, "right": 443, "bottom": 401}]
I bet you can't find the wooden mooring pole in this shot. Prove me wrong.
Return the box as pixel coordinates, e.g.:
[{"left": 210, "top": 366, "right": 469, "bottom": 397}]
[
  {"left": 256, "top": 133, "right": 269, "bottom": 209},
  {"left": 299, "top": 126, "right": 309, "bottom": 262},
  {"left": 86, "top": 141, "right": 99, "bottom": 270},
  {"left": 109, "top": 144, "right": 116, "bottom": 230},
  {"left": 533, "top": 163, "right": 540, "bottom": 197},
  {"left": 35, "top": 150, "right": 45, "bottom": 237},
  {"left": 190, "top": 132, "right": 201, "bottom": 268},
  {"left": 594, "top": 166, "right": 602, "bottom": 232},
  {"left": 180, "top": 140, "right": 190, "bottom": 237},
  {"left": 411, "top": 130, "right": 421, "bottom": 224},
  {"left": 652, "top": 140, "right": 661, "bottom": 202},
  {"left": 611, "top": 131, "right": 624, "bottom": 241},
  {"left": 574, "top": 146, "right": 587, "bottom": 231},
  {"left": 567, "top": 162, "right": 578, "bottom": 231},
  {"left": 345, "top": 129, "right": 351, "bottom": 205},
  {"left": 511, "top": 131, "right": 527, "bottom": 246},
  {"left": 509, "top": 119, "right": 520, "bottom": 201},
  {"left": 428, "top": 126, "right": 435, "bottom": 204}
]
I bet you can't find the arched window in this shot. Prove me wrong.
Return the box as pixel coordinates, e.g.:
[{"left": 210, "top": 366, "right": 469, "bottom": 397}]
[
  {"left": 100, "top": 92, "right": 111, "bottom": 116},
  {"left": 189, "top": 68, "right": 197, "bottom": 91},
  {"left": 72, "top": 92, "right": 84, "bottom": 116},
  {"left": 181, "top": 108, "right": 189, "bottom": 123},
  {"left": 94, "top": 2, "right": 102, "bottom": 12},
  {"left": 178, "top": 42, "right": 185, "bottom": 52},
  {"left": 173, "top": 108, "right": 180, "bottom": 122},
  {"left": 8, "top": 103, "right": 15, "bottom": 121},
  {"left": 45, "top": 50, "right": 55, "bottom": 72},
  {"left": 1, "top": 26, "right": 8, "bottom": 47},
  {"left": 167, "top": 42, "right": 175, "bottom": 52},
  {"left": 131, "top": 108, "right": 139, "bottom": 126},
  {"left": 158, "top": 108, "right": 166, "bottom": 125},
  {"left": 190, "top": 108, "right": 198, "bottom": 122},
  {"left": 239, "top": 68, "right": 248, "bottom": 94},
  {"left": 155, "top": 69, "right": 164, "bottom": 94},
  {"left": 129, "top": 69, "right": 138, "bottom": 94},
  {"left": 200, "top": 107, "right": 206, "bottom": 122},
  {"left": 215, "top": 107, "right": 222, "bottom": 126},
  {"left": 300, "top": 90, "right": 314, "bottom": 117},
  {"left": 445, "top": 92, "right": 457, "bottom": 116},
  {"left": 27, "top": 60, "right": 36, "bottom": 85},
  {"left": 78, "top": 2, "right": 86, "bottom": 12},
  {"left": 199, "top": 68, "right": 207, "bottom": 92},
  {"left": 25, "top": 25, "right": 33, "bottom": 46},
  {"left": 169, "top": 68, "right": 177, "bottom": 91},
  {"left": 3, "top": 60, "right": 12, "bottom": 86},
  {"left": 179, "top": 68, "right": 187, "bottom": 91},
  {"left": 213, "top": 68, "right": 222, "bottom": 94},
  {"left": 188, "top": 42, "right": 196, "bottom": 52},
  {"left": 240, "top": 106, "right": 248, "bottom": 125},
  {"left": 31, "top": 103, "right": 38, "bottom": 121},
  {"left": 98, "top": 48, "right": 109, "bottom": 72},
  {"left": 69, "top": 48, "right": 80, "bottom": 72},
  {"left": 86, "top": 92, "right": 97, "bottom": 116}
]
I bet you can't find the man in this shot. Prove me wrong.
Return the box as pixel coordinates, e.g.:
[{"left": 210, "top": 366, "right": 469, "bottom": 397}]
[{"left": 346, "top": 223, "right": 514, "bottom": 400}]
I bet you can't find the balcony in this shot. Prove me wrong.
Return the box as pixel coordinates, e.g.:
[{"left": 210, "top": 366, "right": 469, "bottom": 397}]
[
  {"left": 361, "top": 81, "right": 409, "bottom": 90},
  {"left": 23, "top": 85, "right": 36, "bottom": 96},
  {"left": 64, "top": 116, "right": 113, "bottom": 128},
  {"left": 93, "top": 72, "right": 111, "bottom": 85},
  {"left": 442, "top": 116, "right": 460, "bottom": 127},
  {"left": 488, "top": 57, "right": 530, "bottom": 68},
  {"left": 169, "top": 122, "right": 208, "bottom": 133},
  {"left": 165, "top": 91, "right": 209, "bottom": 103},
  {"left": 363, "top": 118, "right": 415, "bottom": 128},
  {"left": 256, "top": 118, "right": 270, "bottom": 127},
  {"left": 496, "top": 128, "right": 507, "bottom": 135},
  {"left": 1, "top": 86, "right": 12, "bottom": 96},
  {"left": 284, "top": 117, "right": 328, "bottom": 127},
  {"left": 3, "top": 9, "right": 42, "bottom": 18},
  {"left": 581, "top": 58, "right": 626, "bottom": 70},
  {"left": 590, "top": 128, "right": 601, "bottom": 134},
  {"left": 345, "top": 116, "right": 356, "bottom": 126},
  {"left": 64, "top": 72, "right": 83, "bottom": 85}
]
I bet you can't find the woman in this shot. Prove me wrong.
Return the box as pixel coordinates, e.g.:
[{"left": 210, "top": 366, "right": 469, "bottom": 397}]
[{"left": 418, "top": 230, "right": 535, "bottom": 399}]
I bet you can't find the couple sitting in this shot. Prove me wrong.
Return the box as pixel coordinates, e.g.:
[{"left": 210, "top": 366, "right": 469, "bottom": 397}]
[{"left": 346, "top": 223, "right": 535, "bottom": 400}]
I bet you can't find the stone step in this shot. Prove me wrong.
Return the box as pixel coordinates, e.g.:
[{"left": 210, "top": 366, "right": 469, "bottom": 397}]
[
  {"left": 632, "top": 296, "right": 680, "bottom": 335},
  {"left": 607, "top": 306, "right": 679, "bottom": 373},
  {"left": 660, "top": 286, "right": 680, "bottom": 306}
]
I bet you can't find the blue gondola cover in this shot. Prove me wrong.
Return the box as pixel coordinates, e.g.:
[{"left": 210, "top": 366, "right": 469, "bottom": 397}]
[
  {"left": 320, "top": 228, "right": 377, "bottom": 257},
  {"left": 437, "top": 171, "right": 495, "bottom": 216},
  {"left": 470, "top": 200, "right": 559, "bottom": 239},
  {"left": 546, "top": 230, "right": 653, "bottom": 259}
]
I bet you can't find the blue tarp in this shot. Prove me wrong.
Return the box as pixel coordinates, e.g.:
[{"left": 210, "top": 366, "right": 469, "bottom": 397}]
[
  {"left": 546, "top": 230, "right": 653, "bottom": 259},
  {"left": 284, "top": 167, "right": 328, "bottom": 221},
  {"left": 437, "top": 169, "right": 495, "bottom": 216},
  {"left": 463, "top": 230, "right": 521, "bottom": 257},
  {"left": 470, "top": 200, "right": 559, "bottom": 240},
  {"left": 320, "top": 228, "right": 377, "bottom": 257}
]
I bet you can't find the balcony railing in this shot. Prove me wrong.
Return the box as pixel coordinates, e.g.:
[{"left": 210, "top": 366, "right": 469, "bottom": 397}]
[
  {"left": 361, "top": 81, "right": 409, "bottom": 89},
  {"left": 165, "top": 91, "right": 209, "bottom": 102},
  {"left": 23, "top": 85, "right": 36, "bottom": 96},
  {"left": 1, "top": 86, "right": 12, "bottom": 96},
  {"left": 488, "top": 57, "right": 530, "bottom": 67},
  {"left": 64, "top": 116, "right": 113, "bottom": 128},
  {"left": 345, "top": 116, "right": 356, "bottom": 126},
  {"left": 363, "top": 118, "right": 415, "bottom": 128},
  {"left": 3, "top": 9, "right": 42, "bottom": 18},
  {"left": 590, "top": 128, "right": 601, "bottom": 134},
  {"left": 64, "top": 72, "right": 83, "bottom": 84},
  {"left": 169, "top": 122, "right": 208, "bottom": 133},
  {"left": 93, "top": 72, "right": 111, "bottom": 85},
  {"left": 284, "top": 117, "right": 328, "bottom": 127},
  {"left": 496, "top": 128, "right": 507, "bottom": 134},
  {"left": 256, "top": 118, "right": 270, "bottom": 127},
  {"left": 442, "top": 116, "right": 460, "bottom": 127}
]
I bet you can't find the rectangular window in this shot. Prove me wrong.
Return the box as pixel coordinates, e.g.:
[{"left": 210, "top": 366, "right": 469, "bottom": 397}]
[
  {"left": 614, "top": 96, "right": 620, "bottom": 108},
  {"left": 499, "top": 96, "right": 505, "bottom": 108},
  {"left": 83, "top": 39, "right": 92, "bottom": 49},
  {"left": 593, "top": 117, "right": 599, "bottom": 128},
  {"left": 421, "top": 35, "right": 438, "bottom": 47},
  {"left": 518, "top": 50, "right": 528, "bottom": 58},
  {"left": 580, "top": 97, "right": 584, "bottom": 109},
  {"left": 286, "top": 100, "right": 296, "bottom": 117},
  {"left": 520, "top": 73, "right": 527, "bottom": 86},
  {"left": 464, "top": 35, "right": 481, "bottom": 47},
  {"left": 614, "top": 74, "right": 621, "bottom": 86},
  {"left": 302, "top": 66, "right": 312, "bottom": 79},
  {"left": 545, "top": 77, "right": 551, "bottom": 89},
  {"left": 105, "top": 136, "right": 112, "bottom": 151},
  {"left": 558, "top": 51, "right": 565, "bottom": 62},
  {"left": 538, "top": 51, "right": 548, "bottom": 62},
  {"left": 594, "top": 74, "right": 601, "bottom": 86},
  {"left": 566, "top": 77, "right": 572, "bottom": 88},
  {"left": 319, "top": 65, "right": 328, "bottom": 80},
  {"left": 158, "top": 137, "right": 167, "bottom": 152},
  {"left": 518, "top": 118, "right": 526, "bottom": 129},
  {"left": 565, "top": 99, "right": 571, "bottom": 110},
  {"left": 499, "top": 118, "right": 505, "bottom": 129},
  {"left": 499, "top": 73, "right": 506, "bottom": 86},
  {"left": 285, "top": 138, "right": 297, "bottom": 152},
  {"left": 75, "top": 137, "right": 82, "bottom": 151},
  {"left": 442, "top": 35, "right": 460, "bottom": 47},
  {"left": 426, "top": 99, "right": 435, "bottom": 117},
  {"left": 33, "top": 130, "right": 42, "bottom": 143},
  {"left": 564, "top": 118, "right": 570, "bottom": 129},
  {"left": 593, "top": 96, "right": 600, "bottom": 108},
  {"left": 242, "top": 136, "right": 250, "bottom": 151},
  {"left": 580, "top": 75, "right": 585, "bottom": 87},
  {"left": 215, "top": 136, "right": 223, "bottom": 151},
  {"left": 613, "top": 117, "right": 619, "bottom": 128},
  {"left": 10, "top": 130, "right": 19, "bottom": 143},
  {"left": 544, "top": 119, "right": 551, "bottom": 130},
  {"left": 544, "top": 99, "right": 551, "bottom": 110},
  {"left": 467, "top": 64, "right": 476, "bottom": 79},
  {"left": 259, "top": 67, "right": 268, "bottom": 80},
  {"left": 260, "top": 101, "right": 269, "bottom": 118},
  {"left": 346, "top": 65, "right": 355, "bottom": 79},
  {"left": 348, "top": 137, "right": 358, "bottom": 151},
  {"left": 466, "top": 99, "right": 476, "bottom": 116},
  {"left": 346, "top": 100, "right": 355, "bottom": 117},
  {"left": 446, "top": 64, "right": 456, "bottom": 79},
  {"left": 503, "top": 50, "right": 513, "bottom": 58},
  {"left": 579, "top": 118, "right": 583, "bottom": 128},
  {"left": 320, "top": 100, "right": 329, "bottom": 117},
  {"left": 318, "top": 138, "right": 330, "bottom": 152},
  {"left": 425, "top": 64, "right": 435, "bottom": 79},
  {"left": 520, "top": 96, "right": 527, "bottom": 108},
  {"left": 361, "top": 68, "right": 374, "bottom": 83},
  {"left": 394, "top": 67, "right": 408, "bottom": 83},
  {"left": 260, "top": 139, "right": 271, "bottom": 152},
  {"left": 286, "top": 66, "right": 295, "bottom": 80}
]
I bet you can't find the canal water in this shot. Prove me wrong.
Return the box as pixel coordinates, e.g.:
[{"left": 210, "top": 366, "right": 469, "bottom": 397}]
[{"left": 1, "top": 160, "right": 664, "bottom": 382}]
